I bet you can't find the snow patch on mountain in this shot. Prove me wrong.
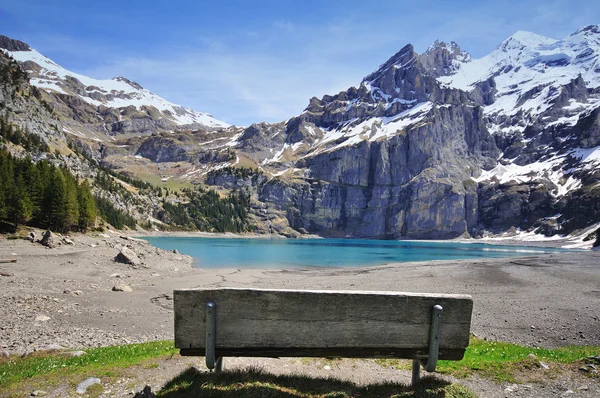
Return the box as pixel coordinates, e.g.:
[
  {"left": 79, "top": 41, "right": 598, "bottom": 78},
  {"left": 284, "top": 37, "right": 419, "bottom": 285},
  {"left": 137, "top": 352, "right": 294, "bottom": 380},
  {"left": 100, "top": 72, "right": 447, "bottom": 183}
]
[
  {"left": 571, "top": 145, "right": 600, "bottom": 168},
  {"left": 473, "top": 154, "right": 579, "bottom": 196},
  {"left": 262, "top": 142, "right": 304, "bottom": 165},
  {"left": 309, "top": 101, "right": 432, "bottom": 156},
  {"left": 475, "top": 143, "right": 600, "bottom": 198},
  {"left": 2, "top": 47, "right": 229, "bottom": 129}
]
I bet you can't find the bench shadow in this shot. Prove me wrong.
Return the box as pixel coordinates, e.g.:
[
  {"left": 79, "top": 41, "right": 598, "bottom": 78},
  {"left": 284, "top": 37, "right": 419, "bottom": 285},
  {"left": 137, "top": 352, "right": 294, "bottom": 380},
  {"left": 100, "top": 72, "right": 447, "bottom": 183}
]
[{"left": 159, "top": 366, "right": 466, "bottom": 397}]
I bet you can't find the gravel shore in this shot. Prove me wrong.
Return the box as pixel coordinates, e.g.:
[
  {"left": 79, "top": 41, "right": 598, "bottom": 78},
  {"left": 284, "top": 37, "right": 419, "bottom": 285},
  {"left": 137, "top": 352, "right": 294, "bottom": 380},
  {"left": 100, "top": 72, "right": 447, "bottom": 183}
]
[{"left": 1, "top": 230, "right": 599, "bottom": 397}]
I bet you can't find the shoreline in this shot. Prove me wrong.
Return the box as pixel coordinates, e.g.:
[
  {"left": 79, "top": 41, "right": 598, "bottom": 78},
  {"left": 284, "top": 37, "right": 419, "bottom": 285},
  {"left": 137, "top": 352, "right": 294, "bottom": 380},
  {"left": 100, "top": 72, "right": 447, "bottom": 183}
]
[{"left": 130, "top": 228, "right": 594, "bottom": 250}]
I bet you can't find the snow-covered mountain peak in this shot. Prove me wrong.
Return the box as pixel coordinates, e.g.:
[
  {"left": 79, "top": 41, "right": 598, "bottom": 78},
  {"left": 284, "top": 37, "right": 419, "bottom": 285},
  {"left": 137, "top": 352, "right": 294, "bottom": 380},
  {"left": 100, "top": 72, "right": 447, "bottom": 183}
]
[
  {"left": 498, "top": 31, "right": 557, "bottom": 51},
  {"left": 420, "top": 39, "right": 471, "bottom": 78},
  {"left": 571, "top": 24, "right": 600, "bottom": 37},
  {"left": 0, "top": 36, "right": 230, "bottom": 129},
  {"left": 438, "top": 26, "right": 600, "bottom": 118},
  {"left": 425, "top": 40, "right": 462, "bottom": 55},
  {"left": 362, "top": 44, "right": 416, "bottom": 85}
]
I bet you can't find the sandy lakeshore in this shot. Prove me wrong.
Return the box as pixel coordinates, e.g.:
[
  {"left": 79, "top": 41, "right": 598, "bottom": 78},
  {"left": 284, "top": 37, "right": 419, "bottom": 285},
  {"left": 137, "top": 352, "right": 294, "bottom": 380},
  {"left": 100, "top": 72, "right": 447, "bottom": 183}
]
[{"left": 1, "top": 231, "right": 599, "bottom": 396}]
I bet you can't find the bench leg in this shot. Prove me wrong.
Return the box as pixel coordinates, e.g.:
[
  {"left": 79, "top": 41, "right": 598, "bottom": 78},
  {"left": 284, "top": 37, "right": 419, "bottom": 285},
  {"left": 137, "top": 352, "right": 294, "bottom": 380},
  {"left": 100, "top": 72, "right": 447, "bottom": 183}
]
[
  {"left": 206, "top": 301, "right": 218, "bottom": 371},
  {"left": 411, "top": 359, "right": 420, "bottom": 385},
  {"left": 206, "top": 301, "right": 224, "bottom": 373},
  {"left": 421, "top": 304, "right": 443, "bottom": 372},
  {"left": 412, "top": 304, "right": 443, "bottom": 386}
]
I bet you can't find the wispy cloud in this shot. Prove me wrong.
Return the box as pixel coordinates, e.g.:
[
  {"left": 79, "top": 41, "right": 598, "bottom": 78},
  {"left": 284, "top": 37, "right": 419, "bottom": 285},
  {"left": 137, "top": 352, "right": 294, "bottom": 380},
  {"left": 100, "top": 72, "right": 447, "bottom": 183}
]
[{"left": 273, "top": 20, "right": 294, "bottom": 31}]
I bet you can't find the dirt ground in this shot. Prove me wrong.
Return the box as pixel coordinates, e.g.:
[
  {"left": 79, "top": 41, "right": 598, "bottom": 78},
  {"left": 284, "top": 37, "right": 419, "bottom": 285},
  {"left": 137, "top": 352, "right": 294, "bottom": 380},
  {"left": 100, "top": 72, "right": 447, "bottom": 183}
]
[{"left": 0, "top": 230, "right": 599, "bottom": 397}]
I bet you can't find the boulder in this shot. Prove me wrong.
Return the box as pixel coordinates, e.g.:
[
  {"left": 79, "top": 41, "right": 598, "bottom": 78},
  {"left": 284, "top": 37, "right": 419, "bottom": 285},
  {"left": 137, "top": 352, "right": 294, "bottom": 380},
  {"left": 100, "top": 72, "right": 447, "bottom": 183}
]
[
  {"left": 76, "top": 377, "right": 101, "bottom": 394},
  {"left": 26, "top": 231, "right": 36, "bottom": 242},
  {"left": 114, "top": 246, "right": 141, "bottom": 266},
  {"left": 112, "top": 284, "right": 132, "bottom": 292},
  {"left": 40, "top": 230, "right": 54, "bottom": 248}
]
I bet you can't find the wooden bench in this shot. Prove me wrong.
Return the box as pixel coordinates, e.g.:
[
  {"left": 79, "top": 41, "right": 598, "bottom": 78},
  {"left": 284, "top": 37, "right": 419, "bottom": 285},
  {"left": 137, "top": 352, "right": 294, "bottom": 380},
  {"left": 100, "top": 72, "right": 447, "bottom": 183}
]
[{"left": 174, "top": 288, "right": 473, "bottom": 385}]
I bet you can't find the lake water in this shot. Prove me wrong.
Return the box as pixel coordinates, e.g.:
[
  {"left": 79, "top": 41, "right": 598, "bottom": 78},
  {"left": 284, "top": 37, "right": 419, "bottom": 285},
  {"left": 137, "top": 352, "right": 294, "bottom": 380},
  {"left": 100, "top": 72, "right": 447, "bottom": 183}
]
[{"left": 140, "top": 236, "right": 569, "bottom": 269}]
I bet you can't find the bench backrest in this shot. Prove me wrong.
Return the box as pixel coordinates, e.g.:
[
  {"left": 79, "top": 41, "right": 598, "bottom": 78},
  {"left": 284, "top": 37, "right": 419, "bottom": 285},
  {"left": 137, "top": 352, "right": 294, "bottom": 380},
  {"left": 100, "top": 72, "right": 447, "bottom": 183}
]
[{"left": 174, "top": 288, "right": 473, "bottom": 360}]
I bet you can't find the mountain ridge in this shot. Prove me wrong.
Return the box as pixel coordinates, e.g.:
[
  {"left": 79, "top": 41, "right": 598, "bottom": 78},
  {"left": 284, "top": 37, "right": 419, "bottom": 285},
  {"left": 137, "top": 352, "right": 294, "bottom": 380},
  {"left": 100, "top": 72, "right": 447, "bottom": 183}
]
[
  {"left": 0, "top": 35, "right": 230, "bottom": 136},
  {"left": 1, "top": 26, "right": 600, "bottom": 244}
]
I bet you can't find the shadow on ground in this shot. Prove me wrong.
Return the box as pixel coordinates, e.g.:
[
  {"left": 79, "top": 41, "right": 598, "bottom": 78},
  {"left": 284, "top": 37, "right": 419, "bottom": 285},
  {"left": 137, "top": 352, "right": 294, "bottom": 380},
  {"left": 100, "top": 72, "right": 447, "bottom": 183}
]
[{"left": 158, "top": 366, "right": 474, "bottom": 397}]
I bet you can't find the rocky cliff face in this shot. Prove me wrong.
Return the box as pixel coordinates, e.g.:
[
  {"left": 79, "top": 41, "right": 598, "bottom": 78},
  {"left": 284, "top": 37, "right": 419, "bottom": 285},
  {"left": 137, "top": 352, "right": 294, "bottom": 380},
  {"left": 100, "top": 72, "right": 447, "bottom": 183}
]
[
  {"left": 222, "top": 41, "right": 499, "bottom": 238},
  {"left": 275, "top": 104, "right": 497, "bottom": 238}
]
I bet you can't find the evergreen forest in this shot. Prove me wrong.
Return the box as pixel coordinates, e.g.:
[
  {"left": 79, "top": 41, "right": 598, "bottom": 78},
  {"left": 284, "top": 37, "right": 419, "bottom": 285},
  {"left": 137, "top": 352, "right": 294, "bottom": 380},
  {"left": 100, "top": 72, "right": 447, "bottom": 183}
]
[{"left": 0, "top": 149, "right": 96, "bottom": 232}]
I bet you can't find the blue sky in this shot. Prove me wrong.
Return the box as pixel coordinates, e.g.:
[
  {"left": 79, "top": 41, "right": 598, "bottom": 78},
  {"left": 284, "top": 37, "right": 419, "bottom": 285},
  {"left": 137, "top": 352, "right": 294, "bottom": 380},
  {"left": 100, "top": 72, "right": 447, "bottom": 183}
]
[{"left": 1, "top": 0, "right": 599, "bottom": 126}]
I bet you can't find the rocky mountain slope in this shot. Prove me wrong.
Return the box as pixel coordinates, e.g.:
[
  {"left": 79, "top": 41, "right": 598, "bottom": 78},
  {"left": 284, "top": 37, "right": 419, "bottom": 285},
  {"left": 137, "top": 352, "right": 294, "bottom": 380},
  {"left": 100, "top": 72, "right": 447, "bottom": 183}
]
[
  {"left": 0, "top": 35, "right": 229, "bottom": 139},
  {"left": 0, "top": 48, "right": 180, "bottom": 232},
  {"left": 2, "top": 26, "right": 600, "bottom": 240}
]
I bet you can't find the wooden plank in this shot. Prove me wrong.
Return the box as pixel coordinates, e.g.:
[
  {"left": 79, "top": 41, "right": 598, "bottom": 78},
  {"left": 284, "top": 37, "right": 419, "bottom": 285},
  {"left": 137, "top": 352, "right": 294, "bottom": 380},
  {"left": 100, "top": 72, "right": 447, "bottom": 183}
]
[
  {"left": 174, "top": 288, "right": 472, "bottom": 360},
  {"left": 0, "top": 258, "right": 17, "bottom": 263},
  {"left": 180, "top": 347, "right": 467, "bottom": 361}
]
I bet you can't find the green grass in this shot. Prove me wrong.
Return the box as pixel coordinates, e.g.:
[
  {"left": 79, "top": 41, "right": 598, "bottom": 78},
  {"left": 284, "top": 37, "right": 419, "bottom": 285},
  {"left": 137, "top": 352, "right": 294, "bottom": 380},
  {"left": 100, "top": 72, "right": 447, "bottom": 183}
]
[
  {"left": 376, "top": 337, "right": 600, "bottom": 383},
  {"left": 1, "top": 337, "right": 598, "bottom": 396},
  {"left": 438, "top": 337, "right": 599, "bottom": 382},
  {"left": 0, "top": 340, "right": 176, "bottom": 394},
  {"left": 133, "top": 170, "right": 194, "bottom": 191},
  {"left": 4, "top": 234, "right": 26, "bottom": 240}
]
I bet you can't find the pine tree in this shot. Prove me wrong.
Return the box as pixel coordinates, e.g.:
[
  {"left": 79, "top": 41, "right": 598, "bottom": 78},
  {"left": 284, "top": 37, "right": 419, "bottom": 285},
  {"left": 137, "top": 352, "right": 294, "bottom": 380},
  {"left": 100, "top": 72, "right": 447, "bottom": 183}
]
[
  {"left": 61, "top": 168, "right": 80, "bottom": 230},
  {"left": 0, "top": 151, "right": 14, "bottom": 224},
  {"left": 43, "top": 169, "right": 69, "bottom": 232},
  {"left": 77, "top": 180, "right": 96, "bottom": 232},
  {"left": 27, "top": 165, "right": 44, "bottom": 222},
  {"left": 8, "top": 174, "right": 33, "bottom": 229}
]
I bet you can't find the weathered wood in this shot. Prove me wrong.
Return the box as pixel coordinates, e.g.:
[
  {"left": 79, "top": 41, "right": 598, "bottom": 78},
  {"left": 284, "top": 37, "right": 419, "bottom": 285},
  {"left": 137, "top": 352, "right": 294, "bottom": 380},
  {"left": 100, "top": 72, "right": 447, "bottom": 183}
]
[
  {"left": 179, "top": 347, "right": 468, "bottom": 360},
  {"left": 0, "top": 258, "right": 17, "bottom": 263},
  {"left": 174, "top": 288, "right": 472, "bottom": 360}
]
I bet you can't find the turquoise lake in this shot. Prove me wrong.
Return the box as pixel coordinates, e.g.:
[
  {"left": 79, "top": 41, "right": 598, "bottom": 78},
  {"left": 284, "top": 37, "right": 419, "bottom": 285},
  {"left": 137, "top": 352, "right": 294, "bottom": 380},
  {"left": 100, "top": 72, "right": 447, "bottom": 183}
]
[{"left": 140, "top": 237, "right": 568, "bottom": 269}]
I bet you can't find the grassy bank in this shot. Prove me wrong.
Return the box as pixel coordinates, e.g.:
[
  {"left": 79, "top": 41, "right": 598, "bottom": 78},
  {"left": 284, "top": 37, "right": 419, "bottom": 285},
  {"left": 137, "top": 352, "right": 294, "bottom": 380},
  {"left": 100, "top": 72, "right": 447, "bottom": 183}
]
[
  {"left": 378, "top": 337, "right": 599, "bottom": 383},
  {"left": 0, "top": 341, "right": 176, "bottom": 396},
  {"left": 1, "top": 338, "right": 598, "bottom": 397}
]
